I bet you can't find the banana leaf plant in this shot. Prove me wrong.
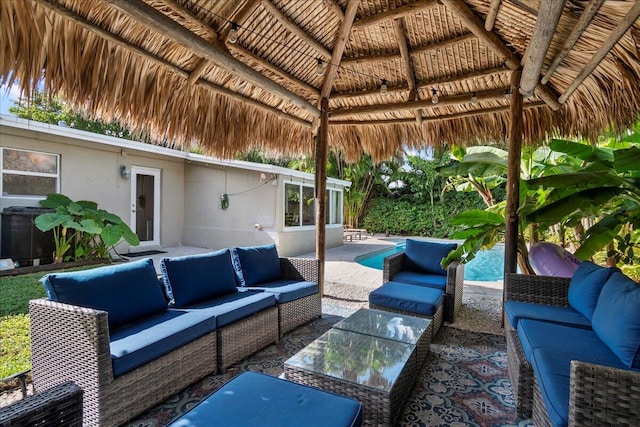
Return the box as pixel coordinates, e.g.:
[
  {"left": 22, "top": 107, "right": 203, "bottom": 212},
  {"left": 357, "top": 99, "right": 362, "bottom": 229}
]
[{"left": 35, "top": 193, "right": 139, "bottom": 263}]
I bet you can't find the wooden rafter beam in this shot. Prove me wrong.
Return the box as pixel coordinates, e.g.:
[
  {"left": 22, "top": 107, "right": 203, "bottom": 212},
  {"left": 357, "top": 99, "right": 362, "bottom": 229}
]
[
  {"left": 329, "top": 101, "right": 547, "bottom": 125},
  {"left": 330, "top": 88, "right": 510, "bottom": 118},
  {"left": 353, "top": 0, "right": 440, "bottom": 29},
  {"left": 559, "top": 1, "right": 640, "bottom": 104},
  {"left": 541, "top": 0, "right": 605, "bottom": 85},
  {"left": 320, "top": 0, "right": 359, "bottom": 98},
  {"left": 485, "top": 0, "right": 501, "bottom": 31},
  {"left": 330, "top": 67, "right": 508, "bottom": 101},
  {"left": 520, "top": 0, "right": 566, "bottom": 96},
  {"left": 393, "top": 18, "right": 423, "bottom": 124},
  {"left": 104, "top": 0, "right": 320, "bottom": 118},
  {"left": 157, "top": 0, "right": 219, "bottom": 42},
  {"left": 261, "top": 0, "right": 331, "bottom": 59},
  {"left": 38, "top": 0, "right": 311, "bottom": 127},
  {"left": 187, "top": 58, "right": 209, "bottom": 84},
  {"left": 229, "top": 44, "right": 320, "bottom": 97},
  {"left": 341, "top": 33, "right": 476, "bottom": 67},
  {"left": 441, "top": 0, "right": 561, "bottom": 110},
  {"left": 322, "top": 0, "right": 344, "bottom": 20}
]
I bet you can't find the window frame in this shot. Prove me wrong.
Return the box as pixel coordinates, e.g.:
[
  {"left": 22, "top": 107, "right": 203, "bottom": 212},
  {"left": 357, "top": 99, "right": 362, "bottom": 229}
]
[
  {"left": 1, "top": 147, "right": 60, "bottom": 199},
  {"left": 283, "top": 180, "right": 343, "bottom": 229}
]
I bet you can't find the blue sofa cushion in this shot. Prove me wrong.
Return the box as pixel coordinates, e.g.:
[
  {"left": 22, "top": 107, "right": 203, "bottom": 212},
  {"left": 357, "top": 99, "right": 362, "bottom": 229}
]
[
  {"left": 161, "top": 249, "right": 238, "bottom": 307},
  {"left": 246, "top": 280, "right": 318, "bottom": 304},
  {"left": 391, "top": 270, "right": 446, "bottom": 291},
  {"left": 233, "top": 244, "right": 282, "bottom": 287},
  {"left": 504, "top": 301, "right": 591, "bottom": 330},
  {"left": 530, "top": 348, "right": 572, "bottom": 427},
  {"left": 41, "top": 258, "right": 167, "bottom": 331},
  {"left": 567, "top": 261, "right": 617, "bottom": 321},
  {"left": 592, "top": 271, "right": 640, "bottom": 368},
  {"left": 110, "top": 308, "right": 217, "bottom": 377},
  {"left": 167, "top": 371, "right": 363, "bottom": 427},
  {"left": 184, "top": 291, "right": 276, "bottom": 328},
  {"left": 369, "top": 281, "right": 444, "bottom": 316},
  {"left": 402, "top": 239, "right": 457, "bottom": 276}
]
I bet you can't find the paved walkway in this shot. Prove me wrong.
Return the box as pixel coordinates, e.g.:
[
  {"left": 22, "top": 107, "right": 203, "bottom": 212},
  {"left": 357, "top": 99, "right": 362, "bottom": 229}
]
[{"left": 146, "top": 235, "right": 503, "bottom": 303}]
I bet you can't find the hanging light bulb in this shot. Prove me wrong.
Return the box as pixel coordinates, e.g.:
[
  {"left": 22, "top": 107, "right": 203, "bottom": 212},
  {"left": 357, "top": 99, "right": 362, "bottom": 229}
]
[
  {"left": 380, "top": 79, "right": 388, "bottom": 96},
  {"left": 316, "top": 58, "right": 324, "bottom": 75},
  {"left": 228, "top": 23, "right": 239, "bottom": 44},
  {"left": 471, "top": 92, "right": 478, "bottom": 105},
  {"left": 431, "top": 88, "right": 439, "bottom": 104},
  {"left": 504, "top": 89, "right": 511, "bottom": 99}
]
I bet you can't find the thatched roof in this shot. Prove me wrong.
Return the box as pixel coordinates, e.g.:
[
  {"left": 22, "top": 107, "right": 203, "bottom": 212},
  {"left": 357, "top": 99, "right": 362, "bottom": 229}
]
[{"left": 2, "top": 0, "right": 640, "bottom": 161}]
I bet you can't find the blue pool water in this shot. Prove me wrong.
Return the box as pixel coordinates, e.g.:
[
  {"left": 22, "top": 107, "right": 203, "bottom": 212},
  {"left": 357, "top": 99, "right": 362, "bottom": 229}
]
[{"left": 356, "top": 242, "right": 505, "bottom": 282}]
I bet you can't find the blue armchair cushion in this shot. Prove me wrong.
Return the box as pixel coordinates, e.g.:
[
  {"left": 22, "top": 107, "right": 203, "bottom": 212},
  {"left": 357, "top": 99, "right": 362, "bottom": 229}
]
[
  {"left": 232, "top": 244, "right": 282, "bottom": 287},
  {"left": 41, "top": 258, "right": 167, "bottom": 331},
  {"left": 161, "top": 249, "right": 238, "bottom": 307},
  {"left": 245, "top": 279, "right": 318, "bottom": 303},
  {"left": 390, "top": 270, "right": 446, "bottom": 291},
  {"left": 167, "top": 371, "right": 363, "bottom": 427},
  {"left": 183, "top": 291, "right": 276, "bottom": 328},
  {"left": 402, "top": 239, "right": 457, "bottom": 276},
  {"left": 592, "top": 271, "right": 640, "bottom": 368},
  {"left": 110, "top": 308, "right": 217, "bottom": 377},
  {"left": 567, "top": 261, "right": 617, "bottom": 321},
  {"left": 369, "top": 281, "right": 444, "bottom": 316},
  {"left": 504, "top": 301, "right": 591, "bottom": 330}
]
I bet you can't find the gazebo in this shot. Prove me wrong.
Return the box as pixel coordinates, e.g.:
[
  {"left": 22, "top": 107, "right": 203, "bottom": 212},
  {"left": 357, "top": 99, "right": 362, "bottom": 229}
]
[{"left": 3, "top": 0, "right": 640, "bottom": 287}]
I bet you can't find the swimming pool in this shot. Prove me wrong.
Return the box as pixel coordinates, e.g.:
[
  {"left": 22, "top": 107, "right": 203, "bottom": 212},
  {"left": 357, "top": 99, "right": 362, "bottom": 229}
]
[{"left": 356, "top": 241, "right": 505, "bottom": 282}]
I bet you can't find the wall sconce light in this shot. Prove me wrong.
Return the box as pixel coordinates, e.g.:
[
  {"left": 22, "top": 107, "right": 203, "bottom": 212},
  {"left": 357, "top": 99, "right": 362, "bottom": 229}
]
[
  {"left": 120, "top": 165, "right": 131, "bottom": 180},
  {"left": 254, "top": 223, "right": 263, "bottom": 230}
]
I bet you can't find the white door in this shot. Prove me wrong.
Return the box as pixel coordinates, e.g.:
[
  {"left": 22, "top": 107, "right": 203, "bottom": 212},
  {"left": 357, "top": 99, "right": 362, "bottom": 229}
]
[{"left": 130, "top": 166, "right": 161, "bottom": 247}]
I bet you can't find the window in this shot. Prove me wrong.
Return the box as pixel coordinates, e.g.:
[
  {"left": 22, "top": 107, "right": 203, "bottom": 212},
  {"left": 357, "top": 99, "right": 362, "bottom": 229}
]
[
  {"left": 1, "top": 148, "right": 60, "bottom": 197},
  {"left": 285, "top": 182, "right": 342, "bottom": 227}
]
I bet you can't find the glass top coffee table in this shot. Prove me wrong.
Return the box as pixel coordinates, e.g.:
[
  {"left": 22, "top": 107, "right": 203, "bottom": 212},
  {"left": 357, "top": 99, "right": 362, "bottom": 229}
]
[
  {"left": 333, "top": 308, "right": 431, "bottom": 369},
  {"left": 285, "top": 308, "right": 432, "bottom": 426}
]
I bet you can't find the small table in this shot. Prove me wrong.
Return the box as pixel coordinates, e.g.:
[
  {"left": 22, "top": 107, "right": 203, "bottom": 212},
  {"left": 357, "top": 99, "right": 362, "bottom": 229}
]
[
  {"left": 333, "top": 308, "right": 431, "bottom": 370},
  {"left": 284, "top": 328, "right": 416, "bottom": 426}
]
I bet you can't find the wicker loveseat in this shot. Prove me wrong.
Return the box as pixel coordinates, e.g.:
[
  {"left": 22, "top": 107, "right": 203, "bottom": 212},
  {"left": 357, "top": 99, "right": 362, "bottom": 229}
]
[
  {"left": 504, "top": 262, "right": 640, "bottom": 426},
  {"left": 383, "top": 239, "right": 464, "bottom": 323}
]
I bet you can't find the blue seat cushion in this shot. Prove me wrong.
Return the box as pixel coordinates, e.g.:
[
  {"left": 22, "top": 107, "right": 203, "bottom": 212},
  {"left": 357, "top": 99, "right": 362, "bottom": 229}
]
[
  {"left": 161, "top": 249, "right": 238, "bottom": 307},
  {"left": 567, "top": 261, "right": 618, "bottom": 321},
  {"left": 517, "top": 319, "right": 624, "bottom": 366},
  {"left": 530, "top": 348, "right": 571, "bottom": 427},
  {"left": 245, "top": 280, "right": 318, "bottom": 303},
  {"left": 167, "top": 371, "right": 362, "bottom": 427},
  {"left": 41, "top": 258, "right": 167, "bottom": 331},
  {"left": 184, "top": 291, "right": 276, "bottom": 328},
  {"left": 504, "top": 301, "right": 591, "bottom": 330},
  {"left": 110, "top": 308, "right": 217, "bottom": 377},
  {"left": 369, "top": 281, "right": 444, "bottom": 316},
  {"left": 402, "top": 239, "right": 457, "bottom": 275},
  {"left": 391, "top": 271, "right": 446, "bottom": 291},
  {"left": 232, "top": 244, "right": 282, "bottom": 287},
  {"left": 592, "top": 271, "right": 640, "bottom": 368}
]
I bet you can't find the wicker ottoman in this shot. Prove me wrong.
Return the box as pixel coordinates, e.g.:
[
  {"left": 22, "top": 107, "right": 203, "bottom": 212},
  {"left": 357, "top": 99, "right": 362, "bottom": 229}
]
[
  {"left": 167, "top": 371, "right": 363, "bottom": 427},
  {"left": 369, "top": 281, "right": 444, "bottom": 337}
]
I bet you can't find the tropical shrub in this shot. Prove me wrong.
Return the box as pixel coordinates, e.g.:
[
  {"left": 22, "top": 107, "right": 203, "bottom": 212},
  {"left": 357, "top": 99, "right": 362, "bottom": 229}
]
[{"left": 35, "top": 193, "right": 139, "bottom": 262}]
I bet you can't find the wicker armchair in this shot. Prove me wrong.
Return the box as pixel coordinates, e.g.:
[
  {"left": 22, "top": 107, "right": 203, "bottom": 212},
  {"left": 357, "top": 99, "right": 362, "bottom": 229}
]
[
  {"left": 505, "top": 273, "right": 640, "bottom": 425},
  {"left": 383, "top": 251, "right": 464, "bottom": 323},
  {"left": 277, "top": 257, "right": 322, "bottom": 335},
  {"left": 0, "top": 382, "right": 83, "bottom": 426}
]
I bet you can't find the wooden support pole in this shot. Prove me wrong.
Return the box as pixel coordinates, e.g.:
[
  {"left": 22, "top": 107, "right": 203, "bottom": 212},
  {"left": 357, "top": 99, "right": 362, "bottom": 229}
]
[
  {"left": 505, "top": 69, "right": 523, "bottom": 277},
  {"left": 520, "top": 0, "right": 566, "bottom": 96},
  {"left": 315, "top": 98, "right": 329, "bottom": 296}
]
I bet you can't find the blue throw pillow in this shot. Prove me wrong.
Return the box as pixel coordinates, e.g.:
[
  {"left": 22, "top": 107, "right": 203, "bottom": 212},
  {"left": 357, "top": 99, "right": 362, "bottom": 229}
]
[
  {"left": 161, "top": 249, "right": 238, "bottom": 307},
  {"left": 41, "top": 258, "right": 167, "bottom": 331},
  {"left": 567, "top": 261, "right": 618, "bottom": 321},
  {"left": 233, "top": 244, "right": 282, "bottom": 287},
  {"left": 402, "top": 239, "right": 457, "bottom": 276},
  {"left": 592, "top": 271, "right": 640, "bottom": 368}
]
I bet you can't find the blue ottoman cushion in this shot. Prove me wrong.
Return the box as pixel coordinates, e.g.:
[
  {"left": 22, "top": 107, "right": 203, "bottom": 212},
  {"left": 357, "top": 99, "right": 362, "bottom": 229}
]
[
  {"left": 369, "top": 281, "right": 444, "bottom": 316},
  {"left": 167, "top": 371, "right": 363, "bottom": 427}
]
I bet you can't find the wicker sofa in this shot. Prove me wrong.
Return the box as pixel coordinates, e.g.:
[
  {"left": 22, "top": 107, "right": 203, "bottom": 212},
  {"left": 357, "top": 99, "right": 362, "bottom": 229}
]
[
  {"left": 504, "top": 262, "right": 640, "bottom": 426},
  {"left": 30, "top": 248, "right": 299, "bottom": 427},
  {"left": 0, "top": 382, "right": 83, "bottom": 426},
  {"left": 383, "top": 239, "right": 464, "bottom": 323}
]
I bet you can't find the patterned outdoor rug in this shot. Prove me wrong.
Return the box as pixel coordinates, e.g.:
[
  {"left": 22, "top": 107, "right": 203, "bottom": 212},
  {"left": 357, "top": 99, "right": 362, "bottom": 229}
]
[{"left": 125, "top": 315, "right": 533, "bottom": 427}]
